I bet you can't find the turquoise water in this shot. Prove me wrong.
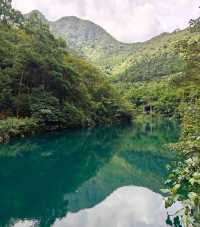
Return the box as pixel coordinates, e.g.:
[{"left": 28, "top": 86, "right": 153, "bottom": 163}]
[{"left": 0, "top": 120, "right": 180, "bottom": 227}]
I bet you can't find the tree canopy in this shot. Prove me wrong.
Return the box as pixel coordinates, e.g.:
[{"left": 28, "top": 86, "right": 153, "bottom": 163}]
[{"left": 0, "top": 1, "right": 133, "bottom": 141}]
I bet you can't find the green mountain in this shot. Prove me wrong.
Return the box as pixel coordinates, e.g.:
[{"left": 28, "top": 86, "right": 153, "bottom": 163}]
[
  {"left": 27, "top": 10, "right": 141, "bottom": 75},
  {"left": 113, "top": 30, "right": 191, "bottom": 82},
  {"left": 50, "top": 17, "right": 142, "bottom": 76},
  {"left": 27, "top": 11, "right": 193, "bottom": 82}
]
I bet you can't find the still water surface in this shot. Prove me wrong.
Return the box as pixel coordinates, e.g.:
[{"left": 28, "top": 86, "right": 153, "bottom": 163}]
[{"left": 0, "top": 120, "right": 180, "bottom": 227}]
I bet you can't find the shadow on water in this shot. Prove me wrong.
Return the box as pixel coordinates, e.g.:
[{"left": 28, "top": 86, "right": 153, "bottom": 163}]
[{"left": 0, "top": 119, "right": 180, "bottom": 227}]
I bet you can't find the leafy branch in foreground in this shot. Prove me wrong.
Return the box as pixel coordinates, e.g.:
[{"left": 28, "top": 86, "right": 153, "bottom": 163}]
[
  {"left": 163, "top": 16, "right": 200, "bottom": 227},
  {"left": 165, "top": 102, "right": 200, "bottom": 226}
]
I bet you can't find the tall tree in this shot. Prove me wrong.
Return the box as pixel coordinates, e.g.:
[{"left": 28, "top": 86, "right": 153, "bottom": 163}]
[{"left": 0, "top": 0, "right": 23, "bottom": 25}]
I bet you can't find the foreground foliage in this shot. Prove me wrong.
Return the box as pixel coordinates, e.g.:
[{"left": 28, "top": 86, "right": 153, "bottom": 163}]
[
  {"left": 165, "top": 101, "right": 200, "bottom": 226},
  {"left": 162, "top": 17, "right": 200, "bottom": 226}
]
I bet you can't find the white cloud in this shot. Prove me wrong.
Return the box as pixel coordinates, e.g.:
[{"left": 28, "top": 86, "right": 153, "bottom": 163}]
[
  {"left": 12, "top": 0, "right": 200, "bottom": 43},
  {"left": 52, "top": 186, "right": 182, "bottom": 227}
]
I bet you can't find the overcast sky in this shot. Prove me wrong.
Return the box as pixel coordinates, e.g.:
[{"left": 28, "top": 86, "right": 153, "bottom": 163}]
[{"left": 12, "top": 0, "right": 200, "bottom": 43}]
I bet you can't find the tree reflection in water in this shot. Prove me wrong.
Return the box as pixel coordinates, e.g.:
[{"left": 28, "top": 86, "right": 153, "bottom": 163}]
[{"left": 0, "top": 119, "right": 180, "bottom": 227}]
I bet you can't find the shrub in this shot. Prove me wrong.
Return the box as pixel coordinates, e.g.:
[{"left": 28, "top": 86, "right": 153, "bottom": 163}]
[{"left": 0, "top": 117, "right": 39, "bottom": 143}]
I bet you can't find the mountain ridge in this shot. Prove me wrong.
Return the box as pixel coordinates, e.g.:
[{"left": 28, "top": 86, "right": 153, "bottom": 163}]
[
  {"left": 27, "top": 10, "right": 179, "bottom": 45},
  {"left": 27, "top": 10, "right": 137, "bottom": 44},
  {"left": 27, "top": 10, "right": 190, "bottom": 80}
]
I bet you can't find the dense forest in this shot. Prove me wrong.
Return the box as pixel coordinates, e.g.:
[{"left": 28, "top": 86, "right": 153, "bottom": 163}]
[
  {"left": 0, "top": 0, "right": 200, "bottom": 226},
  {"left": 0, "top": 0, "right": 133, "bottom": 143}
]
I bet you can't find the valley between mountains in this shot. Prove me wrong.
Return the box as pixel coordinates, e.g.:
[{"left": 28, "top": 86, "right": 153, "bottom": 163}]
[{"left": 28, "top": 10, "right": 189, "bottom": 81}]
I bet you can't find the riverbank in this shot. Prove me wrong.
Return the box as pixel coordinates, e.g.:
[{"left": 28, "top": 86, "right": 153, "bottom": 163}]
[{"left": 0, "top": 114, "right": 133, "bottom": 144}]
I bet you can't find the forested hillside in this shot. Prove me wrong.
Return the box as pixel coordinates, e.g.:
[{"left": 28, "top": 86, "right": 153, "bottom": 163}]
[
  {"left": 50, "top": 15, "right": 141, "bottom": 76},
  {"left": 113, "top": 30, "right": 190, "bottom": 82},
  {"left": 26, "top": 10, "right": 141, "bottom": 76},
  {"left": 50, "top": 19, "right": 197, "bottom": 83},
  {"left": 0, "top": 3, "right": 133, "bottom": 142},
  {"left": 26, "top": 10, "right": 197, "bottom": 83}
]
